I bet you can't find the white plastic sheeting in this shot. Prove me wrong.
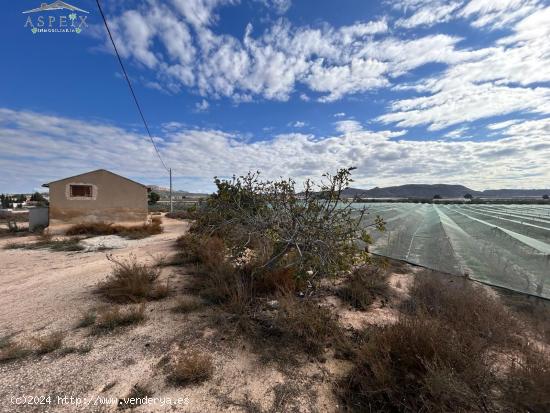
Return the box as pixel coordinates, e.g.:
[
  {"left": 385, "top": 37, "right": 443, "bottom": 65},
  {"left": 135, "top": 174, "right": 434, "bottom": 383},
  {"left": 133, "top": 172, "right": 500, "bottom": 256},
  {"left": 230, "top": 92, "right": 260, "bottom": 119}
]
[{"left": 358, "top": 203, "right": 550, "bottom": 299}]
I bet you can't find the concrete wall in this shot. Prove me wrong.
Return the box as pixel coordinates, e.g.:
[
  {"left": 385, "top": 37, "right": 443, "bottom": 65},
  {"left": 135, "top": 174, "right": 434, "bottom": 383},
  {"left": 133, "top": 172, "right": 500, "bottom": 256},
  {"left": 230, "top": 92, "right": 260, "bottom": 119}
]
[
  {"left": 29, "top": 207, "right": 49, "bottom": 231},
  {"left": 48, "top": 170, "right": 148, "bottom": 230}
]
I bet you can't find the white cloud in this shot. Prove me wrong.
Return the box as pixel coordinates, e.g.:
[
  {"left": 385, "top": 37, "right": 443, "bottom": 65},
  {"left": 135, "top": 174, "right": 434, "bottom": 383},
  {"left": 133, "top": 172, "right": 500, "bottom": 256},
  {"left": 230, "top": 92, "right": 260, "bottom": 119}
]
[
  {"left": 290, "top": 121, "right": 307, "bottom": 128},
  {"left": 195, "top": 99, "right": 210, "bottom": 111},
  {"left": 396, "top": 1, "right": 463, "bottom": 28},
  {"left": 1, "top": 108, "right": 549, "bottom": 193},
  {"left": 334, "top": 120, "right": 363, "bottom": 134},
  {"left": 334, "top": 112, "right": 346, "bottom": 118},
  {"left": 380, "top": 83, "right": 550, "bottom": 130},
  {"left": 256, "top": 0, "right": 292, "bottom": 14},
  {"left": 444, "top": 126, "right": 469, "bottom": 139},
  {"left": 487, "top": 119, "right": 521, "bottom": 130},
  {"left": 380, "top": 7, "right": 550, "bottom": 130},
  {"left": 459, "top": 0, "right": 541, "bottom": 29},
  {"left": 104, "top": 0, "right": 489, "bottom": 103}
]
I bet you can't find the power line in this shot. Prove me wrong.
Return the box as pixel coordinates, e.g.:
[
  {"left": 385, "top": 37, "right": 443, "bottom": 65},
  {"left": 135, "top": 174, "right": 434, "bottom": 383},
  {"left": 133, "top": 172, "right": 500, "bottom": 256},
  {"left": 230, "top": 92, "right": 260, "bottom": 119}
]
[{"left": 95, "top": 0, "right": 169, "bottom": 172}]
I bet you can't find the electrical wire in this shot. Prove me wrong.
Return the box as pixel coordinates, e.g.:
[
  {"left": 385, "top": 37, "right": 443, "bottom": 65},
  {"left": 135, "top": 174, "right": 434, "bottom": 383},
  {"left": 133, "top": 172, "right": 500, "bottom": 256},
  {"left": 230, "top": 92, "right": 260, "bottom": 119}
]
[{"left": 95, "top": 0, "right": 169, "bottom": 172}]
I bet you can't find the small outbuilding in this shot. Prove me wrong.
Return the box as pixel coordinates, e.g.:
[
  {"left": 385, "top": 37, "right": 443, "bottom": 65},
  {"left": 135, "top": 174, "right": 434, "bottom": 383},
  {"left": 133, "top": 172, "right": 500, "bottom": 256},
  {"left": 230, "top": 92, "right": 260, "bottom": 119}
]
[{"left": 42, "top": 169, "right": 148, "bottom": 230}]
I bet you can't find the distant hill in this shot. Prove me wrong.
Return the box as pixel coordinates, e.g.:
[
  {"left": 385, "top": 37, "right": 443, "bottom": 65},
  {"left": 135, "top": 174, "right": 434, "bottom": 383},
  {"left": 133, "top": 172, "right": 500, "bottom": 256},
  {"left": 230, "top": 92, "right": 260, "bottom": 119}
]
[{"left": 342, "top": 185, "right": 550, "bottom": 199}]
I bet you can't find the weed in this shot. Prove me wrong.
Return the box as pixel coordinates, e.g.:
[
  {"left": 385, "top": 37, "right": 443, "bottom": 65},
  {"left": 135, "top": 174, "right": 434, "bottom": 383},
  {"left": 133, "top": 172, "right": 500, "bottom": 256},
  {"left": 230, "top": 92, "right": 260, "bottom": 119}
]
[
  {"left": 166, "top": 210, "right": 195, "bottom": 220},
  {"left": 338, "top": 265, "right": 389, "bottom": 310},
  {"left": 339, "top": 316, "right": 498, "bottom": 412},
  {"left": 92, "top": 304, "right": 146, "bottom": 334},
  {"left": 168, "top": 350, "right": 213, "bottom": 386},
  {"left": 97, "top": 255, "right": 162, "bottom": 303},
  {"left": 404, "top": 272, "right": 516, "bottom": 347},
  {"left": 59, "top": 344, "right": 93, "bottom": 356},
  {"left": 172, "top": 296, "right": 203, "bottom": 313},
  {"left": 75, "top": 311, "right": 97, "bottom": 328},
  {"left": 0, "top": 337, "right": 29, "bottom": 363},
  {"left": 274, "top": 295, "right": 339, "bottom": 356},
  {"left": 32, "top": 332, "right": 63, "bottom": 355},
  {"left": 66, "top": 219, "right": 162, "bottom": 240},
  {"left": 4, "top": 235, "right": 84, "bottom": 251},
  {"left": 501, "top": 346, "right": 550, "bottom": 413}
]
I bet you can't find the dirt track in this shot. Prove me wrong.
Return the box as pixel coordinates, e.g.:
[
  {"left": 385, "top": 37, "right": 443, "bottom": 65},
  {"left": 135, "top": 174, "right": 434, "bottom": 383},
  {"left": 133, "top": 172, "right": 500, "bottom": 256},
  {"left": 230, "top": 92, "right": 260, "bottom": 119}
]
[{"left": 0, "top": 217, "right": 353, "bottom": 413}]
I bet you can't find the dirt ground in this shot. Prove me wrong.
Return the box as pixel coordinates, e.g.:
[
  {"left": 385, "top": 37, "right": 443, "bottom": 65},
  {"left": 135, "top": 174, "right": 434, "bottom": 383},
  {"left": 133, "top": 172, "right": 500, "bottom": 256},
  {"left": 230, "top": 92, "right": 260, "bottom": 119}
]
[{"left": 1, "top": 216, "right": 414, "bottom": 413}]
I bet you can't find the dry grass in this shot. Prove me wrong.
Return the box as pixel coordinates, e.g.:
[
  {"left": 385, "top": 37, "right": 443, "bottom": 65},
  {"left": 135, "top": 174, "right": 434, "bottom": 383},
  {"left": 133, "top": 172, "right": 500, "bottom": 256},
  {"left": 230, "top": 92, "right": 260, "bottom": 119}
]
[
  {"left": 91, "top": 304, "right": 146, "bottom": 334},
  {"left": 75, "top": 311, "right": 97, "bottom": 329},
  {"left": 274, "top": 295, "right": 339, "bottom": 357},
  {"left": 501, "top": 345, "right": 550, "bottom": 413},
  {"left": 4, "top": 234, "right": 84, "bottom": 251},
  {"left": 340, "top": 315, "right": 500, "bottom": 412},
  {"left": 66, "top": 218, "right": 162, "bottom": 240},
  {"left": 166, "top": 210, "right": 195, "bottom": 220},
  {"left": 175, "top": 233, "right": 206, "bottom": 264},
  {"left": 338, "top": 272, "right": 534, "bottom": 412},
  {"left": 172, "top": 296, "right": 203, "bottom": 313},
  {"left": 31, "top": 332, "right": 63, "bottom": 355},
  {"left": 499, "top": 291, "right": 550, "bottom": 343},
  {"left": 96, "top": 255, "right": 163, "bottom": 303},
  {"left": 403, "top": 271, "right": 517, "bottom": 346},
  {"left": 338, "top": 265, "right": 389, "bottom": 310},
  {"left": 0, "top": 336, "right": 30, "bottom": 363},
  {"left": 168, "top": 350, "right": 214, "bottom": 386}
]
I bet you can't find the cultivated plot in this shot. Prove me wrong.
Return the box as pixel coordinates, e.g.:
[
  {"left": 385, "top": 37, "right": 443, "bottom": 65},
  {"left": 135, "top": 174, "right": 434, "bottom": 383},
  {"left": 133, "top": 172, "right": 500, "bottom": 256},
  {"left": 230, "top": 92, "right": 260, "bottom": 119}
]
[{"left": 359, "top": 203, "right": 550, "bottom": 299}]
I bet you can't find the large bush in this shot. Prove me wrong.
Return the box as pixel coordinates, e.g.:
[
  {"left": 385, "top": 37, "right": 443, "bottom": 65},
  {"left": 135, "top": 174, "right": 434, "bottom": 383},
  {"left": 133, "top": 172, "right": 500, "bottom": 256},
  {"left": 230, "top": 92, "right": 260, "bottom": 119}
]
[{"left": 191, "top": 168, "right": 383, "bottom": 282}]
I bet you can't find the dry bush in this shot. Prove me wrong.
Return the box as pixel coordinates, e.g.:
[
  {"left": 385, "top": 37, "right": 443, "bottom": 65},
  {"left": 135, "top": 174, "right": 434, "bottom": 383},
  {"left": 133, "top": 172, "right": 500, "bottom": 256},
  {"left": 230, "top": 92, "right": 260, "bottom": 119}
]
[
  {"left": 172, "top": 296, "right": 203, "bottom": 313},
  {"left": 4, "top": 234, "right": 84, "bottom": 251},
  {"left": 340, "top": 316, "right": 499, "bottom": 412},
  {"left": 66, "top": 222, "right": 117, "bottom": 236},
  {"left": 0, "top": 336, "right": 29, "bottom": 363},
  {"left": 66, "top": 219, "right": 162, "bottom": 239},
  {"left": 338, "top": 265, "right": 389, "bottom": 310},
  {"left": 168, "top": 350, "right": 214, "bottom": 386},
  {"left": 253, "top": 267, "right": 302, "bottom": 295},
  {"left": 32, "top": 332, "right": 63, "bottom": 354},
  {"left": 501, "top": 346, "right": 550, "bottom": 413},
  {"left": 499, "top": 292, "right": 550, "bottom": 343},
  {"left": 166, "top": 210, "right": 195, "bottom": 220},
  {"left": 404, "top": 272, "right": 517, "bottom": 346},
  {"left": 75, "top": 310, "right": 97, "bottom": 328},
  {"left": 97, "top": 255, "right": 162, "bottom": 303},
  {"left": 274, "top": 295, "right": 339, "bottom": 356},
  {"left": 175, "top": 233, "right": 207, "bottom": 264},
  {"left": 92, "top": 304, "right": 145, "bottom": 334}
]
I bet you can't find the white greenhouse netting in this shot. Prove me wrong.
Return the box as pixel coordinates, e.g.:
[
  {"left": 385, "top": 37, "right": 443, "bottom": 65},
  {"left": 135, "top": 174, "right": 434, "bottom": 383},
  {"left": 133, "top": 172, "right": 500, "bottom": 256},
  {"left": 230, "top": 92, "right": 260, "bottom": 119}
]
[{"left": 358, "top": 203, "right": 550, "bottom": 299}]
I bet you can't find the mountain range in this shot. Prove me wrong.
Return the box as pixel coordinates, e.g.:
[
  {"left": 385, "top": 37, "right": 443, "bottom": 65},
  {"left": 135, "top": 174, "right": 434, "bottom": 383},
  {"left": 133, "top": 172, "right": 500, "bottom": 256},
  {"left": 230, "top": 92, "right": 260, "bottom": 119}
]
[{"left": 341, "top": 184, "right": 550, "bottom": 199}]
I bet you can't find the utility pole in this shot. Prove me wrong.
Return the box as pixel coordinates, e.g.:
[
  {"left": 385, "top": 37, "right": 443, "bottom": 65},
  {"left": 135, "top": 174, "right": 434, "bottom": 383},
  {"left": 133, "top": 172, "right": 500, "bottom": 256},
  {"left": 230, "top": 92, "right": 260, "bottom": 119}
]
[{"left": 169, "top": 168, "right": 173, "bottom": 213}]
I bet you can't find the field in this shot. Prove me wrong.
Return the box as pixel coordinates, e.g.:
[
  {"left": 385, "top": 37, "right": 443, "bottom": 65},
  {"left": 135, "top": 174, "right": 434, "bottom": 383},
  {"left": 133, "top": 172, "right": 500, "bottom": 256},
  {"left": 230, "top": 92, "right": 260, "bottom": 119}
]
[{"left": 360, "top": 203, "right": 550, "bottom": 299}]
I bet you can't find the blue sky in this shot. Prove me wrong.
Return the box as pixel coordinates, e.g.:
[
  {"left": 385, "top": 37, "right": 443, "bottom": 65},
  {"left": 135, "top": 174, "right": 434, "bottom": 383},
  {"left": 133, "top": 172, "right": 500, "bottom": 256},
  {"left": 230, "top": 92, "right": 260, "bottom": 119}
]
[{"left": 1, "top": 0, "right": 549, "bottom": 193}]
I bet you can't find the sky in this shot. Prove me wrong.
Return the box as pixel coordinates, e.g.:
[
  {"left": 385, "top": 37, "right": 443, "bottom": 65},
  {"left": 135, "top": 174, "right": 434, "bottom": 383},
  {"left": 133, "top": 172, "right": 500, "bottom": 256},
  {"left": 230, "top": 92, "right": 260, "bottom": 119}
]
[{"left": 1, "top": 0, "right": 549, "bottom": 193}]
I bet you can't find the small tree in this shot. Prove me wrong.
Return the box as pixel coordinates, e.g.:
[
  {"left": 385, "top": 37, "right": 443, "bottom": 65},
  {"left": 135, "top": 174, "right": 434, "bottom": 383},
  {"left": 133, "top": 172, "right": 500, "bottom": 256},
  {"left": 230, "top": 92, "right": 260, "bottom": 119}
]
[
  {"left": 193, "top": 168, "right": 384, "bottom": 281},
  {"left": 148, "top": 191, "right": 160, "bottom": 205},
  {"left": 433, "top": 194, "right": 442, "bottom": 200},
  {"left": 0, "top": 194, "right": 8, "bottom": 209},
  {"left": 30, "top": 192, "right": 47, "bottom": 204},
  {"left": 464, "top": 193, "right": 473, "bottom": 200},
  {"left": 543, "top": 194, "right": 549, "bottom": 200}
]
